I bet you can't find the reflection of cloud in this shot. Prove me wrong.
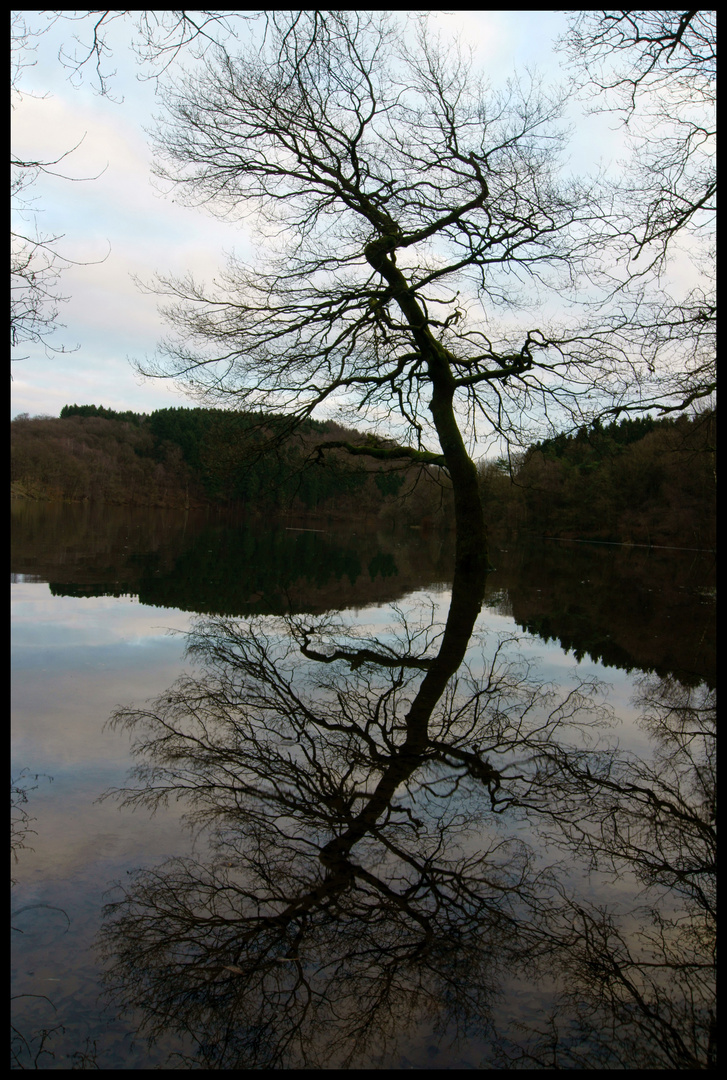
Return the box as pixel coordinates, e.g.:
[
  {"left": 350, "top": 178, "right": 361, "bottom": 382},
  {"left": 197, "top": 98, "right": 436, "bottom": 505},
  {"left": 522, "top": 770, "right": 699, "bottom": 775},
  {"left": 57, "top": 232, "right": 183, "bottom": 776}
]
[
  {"left": 11, "top": 587, "right": 195, "bottom": 772},
  {"left": 11, "top": 584, "right": 193, "bottom": 647},
  {"left": 11, "top": 769, "right": 194, "bottom": 894}
]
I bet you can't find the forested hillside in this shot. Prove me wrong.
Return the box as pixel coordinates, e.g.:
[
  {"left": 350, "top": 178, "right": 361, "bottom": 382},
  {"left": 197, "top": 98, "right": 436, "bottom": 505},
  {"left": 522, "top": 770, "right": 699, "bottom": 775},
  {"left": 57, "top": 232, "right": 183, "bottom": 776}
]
[
  {"left": 478, "top": 410, "right": 715, "bottom": 549},
  {"left": 10, "top": 405, "right": 451, "bottom": 523},
  {"left": 11, "top": 405, "right": 715, "bottom": 547}
]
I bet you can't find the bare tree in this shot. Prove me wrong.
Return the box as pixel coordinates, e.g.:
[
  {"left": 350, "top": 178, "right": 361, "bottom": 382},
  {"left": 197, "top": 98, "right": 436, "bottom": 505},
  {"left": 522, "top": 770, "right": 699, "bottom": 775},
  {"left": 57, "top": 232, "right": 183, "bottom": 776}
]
[
  {"left": 558, "top": 11, "right": 716, "bottom": 417},
  {"left": 42, "top": 10, "right": 249, "bottom": 97},
  {"left": 11, "top": 13, "right": 72, "bottom": 362},
  {"left": 131, "top": 10, "right": 693, "bottom": 572},
  {"left": 10, "top": 144, "right": 103, "bottom": 364},
  {"left": 560, "top": 10, "right": 715, "bottom": 258}
]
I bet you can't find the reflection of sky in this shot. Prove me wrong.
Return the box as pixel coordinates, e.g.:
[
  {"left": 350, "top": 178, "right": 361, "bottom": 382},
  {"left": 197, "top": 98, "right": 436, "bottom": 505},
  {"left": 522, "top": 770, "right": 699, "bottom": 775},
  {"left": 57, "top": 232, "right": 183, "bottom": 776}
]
[
  {"left": 11, "top": 585, "right": 204, "bottom": 908},
  {"left": 11, "top": 582, "right": 193, "bottom": 647},
  {"left": 11, "top": 574, "right": 670, "bottom": 1074},
  {"left": 11, "top": 577, "right": 650, "bottom": 906},
  {"left": 11, "top": 584, "right": 195, "bottom": 774},
  {"left": 12, "top": 581, "right": 648, "bottom": 775}
]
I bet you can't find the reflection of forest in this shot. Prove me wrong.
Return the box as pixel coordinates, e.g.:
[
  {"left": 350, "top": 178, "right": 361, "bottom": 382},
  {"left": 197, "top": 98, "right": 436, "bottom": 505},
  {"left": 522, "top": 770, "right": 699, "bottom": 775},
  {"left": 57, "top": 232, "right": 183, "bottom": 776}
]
[
  {"left": 11, "top": 501, "right": 455, "bottom": 614},
  {"left": 98, "top": 568, "right": 715, "bottom": 1069},
  {"left": 12, "top": 501, "right": 715, "bottom": 687},
  {"left": 499, "top": 541, "right": 716, "bottom": 689}
]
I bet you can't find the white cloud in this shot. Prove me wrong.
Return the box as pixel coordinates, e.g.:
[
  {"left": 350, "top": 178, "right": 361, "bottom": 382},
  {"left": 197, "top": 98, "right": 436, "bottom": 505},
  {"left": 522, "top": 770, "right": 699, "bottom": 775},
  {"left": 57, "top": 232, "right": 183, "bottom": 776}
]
[{"left": 12, "top": 55, "right": 257, "bottom": 417}]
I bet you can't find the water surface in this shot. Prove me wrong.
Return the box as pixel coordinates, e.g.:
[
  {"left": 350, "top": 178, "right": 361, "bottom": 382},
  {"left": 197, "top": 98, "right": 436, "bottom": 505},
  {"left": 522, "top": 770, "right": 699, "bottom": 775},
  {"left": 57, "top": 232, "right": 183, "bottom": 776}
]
[{"left": 11, "top": 502, "right": 715, "bottom": 1068}]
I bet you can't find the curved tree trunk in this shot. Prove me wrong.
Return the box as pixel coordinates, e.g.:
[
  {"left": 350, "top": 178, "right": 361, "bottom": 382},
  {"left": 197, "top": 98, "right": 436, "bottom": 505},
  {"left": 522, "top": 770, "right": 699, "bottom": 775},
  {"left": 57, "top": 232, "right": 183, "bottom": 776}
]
[
  {"left": 428, "top": 374, "right": 488, "bottom": 580},
  {"left": 364, "top": 236, "right": 489, "bottom": 580}
]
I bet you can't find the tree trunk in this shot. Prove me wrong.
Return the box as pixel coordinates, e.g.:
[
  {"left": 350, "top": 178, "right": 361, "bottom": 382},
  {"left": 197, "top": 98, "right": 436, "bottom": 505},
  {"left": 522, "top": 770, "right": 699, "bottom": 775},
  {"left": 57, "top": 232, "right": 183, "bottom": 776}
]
[
  {"left": 428, "top": 373, "right": 489, "bottom": 580},
  {"left": 364, "top": 240, "right": 489, "bottom": 579}
]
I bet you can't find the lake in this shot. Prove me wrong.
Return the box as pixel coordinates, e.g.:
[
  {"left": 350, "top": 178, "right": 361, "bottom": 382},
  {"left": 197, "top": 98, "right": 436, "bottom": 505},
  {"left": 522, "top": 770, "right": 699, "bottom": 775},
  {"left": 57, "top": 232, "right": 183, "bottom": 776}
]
[{"left": 11, "top": 500, "right": 715, "bottom": 1069}]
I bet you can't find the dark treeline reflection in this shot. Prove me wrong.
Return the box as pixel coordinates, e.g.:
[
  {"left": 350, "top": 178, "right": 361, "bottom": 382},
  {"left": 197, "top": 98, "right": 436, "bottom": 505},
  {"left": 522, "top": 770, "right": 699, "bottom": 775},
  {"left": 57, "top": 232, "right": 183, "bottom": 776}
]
[
  {"left": 12, "top": 499, "right": 454, "bottom": 615},
  {"left": 11, "top": 500, "right": 715, "bottom": 686},
  {"left": 499, "top": 541, "right": 715, "bottom": 690},
  {"left": 99, "top": 563, "right": 715, "bottom": 1069}
]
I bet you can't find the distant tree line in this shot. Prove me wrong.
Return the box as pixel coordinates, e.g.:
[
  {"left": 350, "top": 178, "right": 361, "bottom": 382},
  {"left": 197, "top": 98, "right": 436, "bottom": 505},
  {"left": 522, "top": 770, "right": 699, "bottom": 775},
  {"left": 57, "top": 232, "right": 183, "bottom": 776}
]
[
  {"left": 60, "top": 403, "right": 146, "bottom": 425},
  {"left": 478, "top": 410, "right": 715, "bottom": 549},
  {"left": 12, "top": 405, "right": 714, "bottom": 547},
  {"left": 11, "top": 405, "right": 448, "bottom": 523}
]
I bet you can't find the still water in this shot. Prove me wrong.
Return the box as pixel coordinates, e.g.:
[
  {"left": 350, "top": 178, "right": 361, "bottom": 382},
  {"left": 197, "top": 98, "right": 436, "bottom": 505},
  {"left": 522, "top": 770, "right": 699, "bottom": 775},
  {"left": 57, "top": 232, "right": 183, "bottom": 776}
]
[{"left": 11, "top": 501, "right": 715, "bottom": 1069}]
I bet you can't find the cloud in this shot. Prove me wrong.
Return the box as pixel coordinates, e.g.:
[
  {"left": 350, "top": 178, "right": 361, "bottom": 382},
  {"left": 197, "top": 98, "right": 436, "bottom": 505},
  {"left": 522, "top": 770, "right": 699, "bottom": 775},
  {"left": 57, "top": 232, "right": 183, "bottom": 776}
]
[{"left": 12, "top": 69, "right": 257, "bottom": 416}]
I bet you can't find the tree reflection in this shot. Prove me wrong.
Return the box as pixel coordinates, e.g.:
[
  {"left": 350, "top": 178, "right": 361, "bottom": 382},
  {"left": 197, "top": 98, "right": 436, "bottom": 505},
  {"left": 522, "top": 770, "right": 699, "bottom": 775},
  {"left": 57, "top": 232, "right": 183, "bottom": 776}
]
[
  {"left": 99, "top": 570, "right": 715, "bottom": 1069},
  {"left": 492, "top": 671, "right": 716, "bottom": 1069}
]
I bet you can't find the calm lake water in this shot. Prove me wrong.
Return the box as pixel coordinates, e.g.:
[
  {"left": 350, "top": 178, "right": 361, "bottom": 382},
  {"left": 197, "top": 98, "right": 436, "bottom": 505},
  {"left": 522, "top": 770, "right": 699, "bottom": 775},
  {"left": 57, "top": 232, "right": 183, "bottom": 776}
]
[{"left": 11, "top": 501, "right": 715, "bottom": 1069}]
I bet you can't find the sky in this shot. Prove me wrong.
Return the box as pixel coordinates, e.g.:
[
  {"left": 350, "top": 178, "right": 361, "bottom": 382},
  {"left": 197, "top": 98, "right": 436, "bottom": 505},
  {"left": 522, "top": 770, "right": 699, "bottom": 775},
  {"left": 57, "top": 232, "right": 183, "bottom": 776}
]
[{"left": 11, "top": 10, "right": 627, "bottom": 423}]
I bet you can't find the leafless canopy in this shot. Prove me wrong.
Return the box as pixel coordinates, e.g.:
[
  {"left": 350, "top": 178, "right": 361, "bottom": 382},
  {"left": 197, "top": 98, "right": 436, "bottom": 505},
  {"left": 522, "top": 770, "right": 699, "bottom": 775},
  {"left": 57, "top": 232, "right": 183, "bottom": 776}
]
[
  {"left": 139, "top": 10, "right": 696, "bottom": 466},
  {"left": 557, "top": 11, "right": 715, "bottom": 416}
]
